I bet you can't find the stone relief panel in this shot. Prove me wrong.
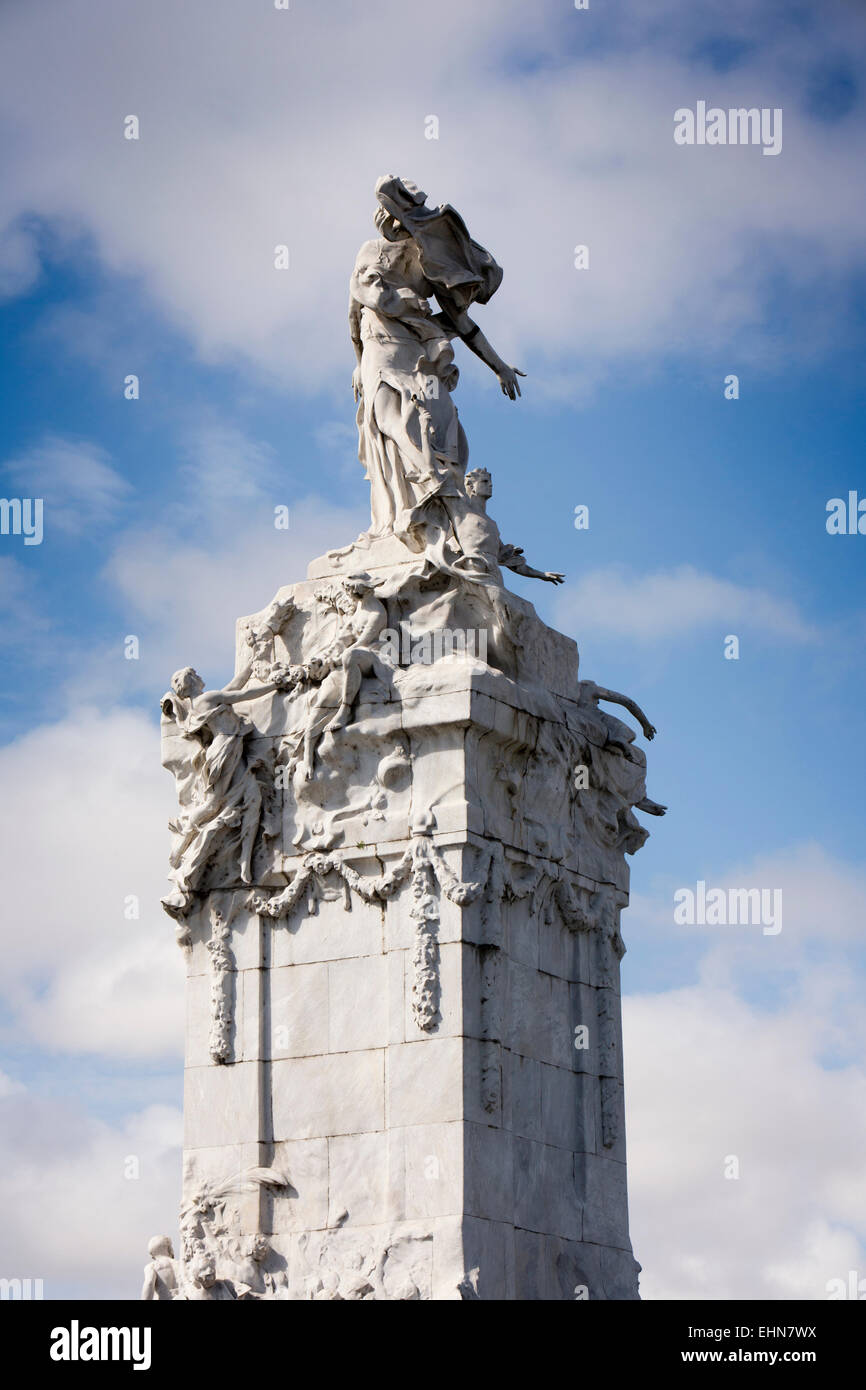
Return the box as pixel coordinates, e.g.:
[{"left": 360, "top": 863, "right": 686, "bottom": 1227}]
[
  {"left": 294, "top": 1229, "right": 434, "bottom": 1301},
  {"left": 160, "top": 531, "right": 664, "bottom": 928},
  {"left": 141, "top": 1166, "right": 294, "bottom": 1300},
  {"left": 143, "top": 1149, "right": 438, "bottom": 1301}
]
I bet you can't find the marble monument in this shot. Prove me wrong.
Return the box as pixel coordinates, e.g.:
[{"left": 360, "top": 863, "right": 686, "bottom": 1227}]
[{"left": 144, "top": 175, "right": 664, "bottom": 1301}]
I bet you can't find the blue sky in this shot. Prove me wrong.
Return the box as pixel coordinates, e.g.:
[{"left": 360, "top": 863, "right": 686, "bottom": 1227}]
[{"left": 1, "top": 0, "right": 865, "bottom": 1299}]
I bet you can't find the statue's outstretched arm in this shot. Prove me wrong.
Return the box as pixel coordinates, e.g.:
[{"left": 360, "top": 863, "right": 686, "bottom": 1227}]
[
  {"left": 435, "top": 299, "right": 525, "bottom": 400},
  {"left": 220, "top": 680, "right": 282, "bottom": 707},
  {"left": 592, "top": 685, "right": 657, "bottom": 740},
  {"left": 198, "top": 667, "right": 282, "bottom": 709},
  {"left": 500, "top": 545, "right": 564, "bottom": 585}
]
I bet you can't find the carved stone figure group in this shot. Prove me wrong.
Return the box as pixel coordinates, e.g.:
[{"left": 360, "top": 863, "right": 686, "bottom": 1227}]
[{"left": 159, "top": 659, "right": 292, "bottom": 926}]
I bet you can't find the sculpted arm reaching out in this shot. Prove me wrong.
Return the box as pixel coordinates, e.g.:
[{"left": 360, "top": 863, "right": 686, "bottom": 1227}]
[
  {"left": 433, "top": 296, "right": 526, "bottom": 400},
  {"left": 580, "top": 680, "right": 657, "bottom": 742}
]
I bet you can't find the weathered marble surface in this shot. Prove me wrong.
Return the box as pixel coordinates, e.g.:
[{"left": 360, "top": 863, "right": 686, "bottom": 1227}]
[
  {"left": 144, "top": 176, "right": 663, "bottom": 1300},
  {"left": 148, "top": 557, "right": 661, "bottom": 1299}
]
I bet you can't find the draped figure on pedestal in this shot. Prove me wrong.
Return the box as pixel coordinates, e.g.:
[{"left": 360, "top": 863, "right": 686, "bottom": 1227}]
[{"left": 349, "top": 175, "right": 525, "bottom": 558}]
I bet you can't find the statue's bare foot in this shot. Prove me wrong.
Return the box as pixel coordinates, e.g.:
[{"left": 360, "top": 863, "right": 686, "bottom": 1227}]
[{"left": 326, "top": 704, "right": 352, "bottom": 733}]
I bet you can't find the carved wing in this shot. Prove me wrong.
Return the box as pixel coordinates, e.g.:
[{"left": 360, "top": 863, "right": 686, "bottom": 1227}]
[
  {"left": 210, "top": 1166, "right": 291, "bottom": 1200},
  {"left": 181, "top": 1166, "right": 289, "bottom": 1216}
]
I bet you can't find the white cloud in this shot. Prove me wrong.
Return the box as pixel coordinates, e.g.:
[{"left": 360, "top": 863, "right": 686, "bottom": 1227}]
[
  {"left": 555, "top": 563, "right": 816, "bottom": 642},
  {"left": 175, "top": 421, "right": 280, "bottom": 524},
  {"left": 0, "top": 1084, "right": 181, "bottom": 1298},
  {"left": 632, "top": 842, "right": 866, "bottom": 958},
  {"left": 625, "top": 841, "right": 866, "bottom": 1298},
  {"left": 0, "top": 705, "right": 184, "bottom": 1057},
  {"left": 625, "top": 984, "right": 866, "bottom": 1300},
  {"left": 4, "top": 435, "right": 131, "bottom": 536},
  {"left": 0, "top": 1, "right": 863, "bottom": 393},
  {"left": 0, "top": 1069, "right": 25, "bottom": 1100},
  {"left": 74, "top": 492, "right": 369, "bottom": 703},
  {"left": 0, "top": 413, "right": 366, "bottom": 706}
]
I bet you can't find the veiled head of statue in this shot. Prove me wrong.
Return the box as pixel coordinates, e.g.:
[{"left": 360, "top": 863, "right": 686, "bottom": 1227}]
[
  {"left": 374, "top": 204, "right": 411, "bottom": 241},
  {"left": 372, "top": 173, "right": 503, "bottom": 309}
]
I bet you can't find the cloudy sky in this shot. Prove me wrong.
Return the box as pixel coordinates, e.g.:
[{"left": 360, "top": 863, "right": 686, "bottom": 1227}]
[{"left": 1, "top": 0, "right": 865, "bottom": 1299}]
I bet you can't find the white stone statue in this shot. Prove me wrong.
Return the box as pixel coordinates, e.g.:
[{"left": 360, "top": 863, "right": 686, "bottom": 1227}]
[
  {"left": 160, "top": 661, "right": 294, "bottom": 922},
  {"left": 140, "top": 1235, "right": 180, "bottom": 1301},
  {"left": 186, "top": 1254, "right": 236, "bottom": 1301},
  {"left": 577, "top": 679, "right": 659, "bottom": 742},
  {"left": 240, "top": 593, "right": 297, "bottom": 679},
  {"left": 150, "top": 177, "right": 664, "bottom": 1301},
  {"left": 448, "top": 468, "right": 565, "bottom": 585},
  {"left": 225, "top": 1235, "right": 287, "bottom": 1300},
  {"left": 350, "top": 174, "right": 525, "bottom": 556},
  {"left": 286, "top": 574, "right": 393, "bottom": 781}
]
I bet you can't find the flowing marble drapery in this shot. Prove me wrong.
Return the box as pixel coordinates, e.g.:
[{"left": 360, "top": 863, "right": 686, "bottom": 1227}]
[{"left": 349, "top": 176, "right": 503, "bottom": 550}]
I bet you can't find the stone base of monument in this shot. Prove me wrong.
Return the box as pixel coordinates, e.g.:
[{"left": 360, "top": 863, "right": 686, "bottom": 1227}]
[{"left": 151, "top": 545, "right": 657, "bottom": 1301}]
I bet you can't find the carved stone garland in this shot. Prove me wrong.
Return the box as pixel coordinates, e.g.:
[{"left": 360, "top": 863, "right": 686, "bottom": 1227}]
[
  {"left": 247, "top": 834, "right": 505, "bottom": 1034},
  {"left": 201, "top": 836, "right": 623, "bottom": 1149},
  {"left": 206, "top": 906, "right": 235, "bottom": 1065}
]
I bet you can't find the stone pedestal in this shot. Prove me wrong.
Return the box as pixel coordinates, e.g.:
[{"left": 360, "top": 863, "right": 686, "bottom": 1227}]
[{"left": 167, "top": 545, "right": 657, "bottom": 1300}]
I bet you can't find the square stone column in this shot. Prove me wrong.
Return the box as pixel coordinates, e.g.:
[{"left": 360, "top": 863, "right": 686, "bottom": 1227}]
[{"left": 177, "top": 615, "right": 649, "bottom": 1299}]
